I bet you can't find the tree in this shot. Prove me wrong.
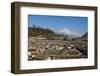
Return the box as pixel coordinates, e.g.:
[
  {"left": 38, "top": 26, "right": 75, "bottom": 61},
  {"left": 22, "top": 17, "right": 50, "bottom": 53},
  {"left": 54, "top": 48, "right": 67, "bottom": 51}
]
[{"left": 32, "top": 24, "right": 36, "bottom": 28}]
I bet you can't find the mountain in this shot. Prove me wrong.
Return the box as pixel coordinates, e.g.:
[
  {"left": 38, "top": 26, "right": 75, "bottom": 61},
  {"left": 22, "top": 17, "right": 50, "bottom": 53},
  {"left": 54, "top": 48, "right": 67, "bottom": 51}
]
[
  {"left": 81, "top": 32, "right": 88, "bottom": 38},
  {"left": 28, "top": 25, "right": 86, "bottom": 40},
  {"left": 28, "top": 26, "right": 56, "bottom": 37},
  {"left": 57, "top": 28, "right": 81, "bottom": 39}
]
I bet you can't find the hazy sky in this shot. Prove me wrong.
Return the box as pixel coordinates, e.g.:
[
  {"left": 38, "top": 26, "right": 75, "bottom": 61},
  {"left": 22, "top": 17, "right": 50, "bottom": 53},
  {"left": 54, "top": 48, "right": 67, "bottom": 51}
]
[{"left": 28, "top": 15, "right": 88, "bottom": 36}]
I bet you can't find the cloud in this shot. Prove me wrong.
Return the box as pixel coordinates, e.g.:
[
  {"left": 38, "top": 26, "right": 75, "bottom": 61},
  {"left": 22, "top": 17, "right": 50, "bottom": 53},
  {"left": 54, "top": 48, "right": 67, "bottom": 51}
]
[{"left": 57, "top": 28, "right": 82, "bottom": 37}]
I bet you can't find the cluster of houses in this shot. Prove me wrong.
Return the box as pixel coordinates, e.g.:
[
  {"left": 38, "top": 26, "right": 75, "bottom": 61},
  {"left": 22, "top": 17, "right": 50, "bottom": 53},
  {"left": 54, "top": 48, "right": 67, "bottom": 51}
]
[{"left": 28, "top": 36, "right": 83, "bottom": 60}]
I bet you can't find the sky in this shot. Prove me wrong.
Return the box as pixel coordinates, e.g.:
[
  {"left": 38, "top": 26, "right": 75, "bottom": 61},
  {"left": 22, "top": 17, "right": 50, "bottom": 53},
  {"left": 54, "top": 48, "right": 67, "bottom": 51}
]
[{"left": 28, "top": 15, "right": 88, "bottom": 36}]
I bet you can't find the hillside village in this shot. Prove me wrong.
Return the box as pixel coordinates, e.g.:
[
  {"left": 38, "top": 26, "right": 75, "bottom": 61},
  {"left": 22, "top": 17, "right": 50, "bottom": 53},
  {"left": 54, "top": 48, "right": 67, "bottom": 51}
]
[{"left": 28, "top": 25, "right": 88, "bottom": 60}]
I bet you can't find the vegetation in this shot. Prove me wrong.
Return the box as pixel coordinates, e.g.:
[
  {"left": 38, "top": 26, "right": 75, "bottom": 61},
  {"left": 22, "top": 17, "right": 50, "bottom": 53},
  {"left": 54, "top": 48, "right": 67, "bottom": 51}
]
[{"left": 28, "top": 24, "right": 65, "bottom": 40}]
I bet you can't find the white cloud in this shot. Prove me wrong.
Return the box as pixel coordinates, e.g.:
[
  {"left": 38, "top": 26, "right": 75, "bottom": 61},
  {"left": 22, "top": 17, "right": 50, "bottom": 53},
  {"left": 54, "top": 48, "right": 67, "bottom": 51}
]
[{"left": 57, "top": 28, "right": 82, "bottom": 37}]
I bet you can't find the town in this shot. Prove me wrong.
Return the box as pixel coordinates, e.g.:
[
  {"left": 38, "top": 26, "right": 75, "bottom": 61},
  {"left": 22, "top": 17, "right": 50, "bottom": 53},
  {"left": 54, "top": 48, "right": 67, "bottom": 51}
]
[{"left": 28, "top": 26, "right": 88, "bottom": 60}]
